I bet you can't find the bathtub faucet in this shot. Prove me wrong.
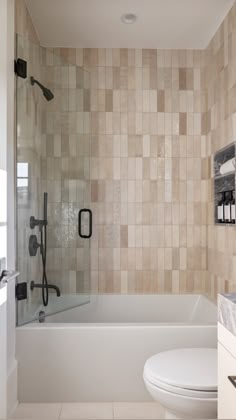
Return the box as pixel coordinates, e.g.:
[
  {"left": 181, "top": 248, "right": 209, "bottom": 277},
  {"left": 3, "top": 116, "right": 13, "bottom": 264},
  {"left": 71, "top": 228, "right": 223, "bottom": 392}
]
[{"left": 30, "top": 281, "right": 61, "bottom": 297}]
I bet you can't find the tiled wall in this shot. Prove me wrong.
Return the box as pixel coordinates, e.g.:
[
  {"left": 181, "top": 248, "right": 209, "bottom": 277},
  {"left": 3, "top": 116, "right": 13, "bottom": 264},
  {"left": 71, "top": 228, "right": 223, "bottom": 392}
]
[
  {"left": 16, "top": 0, "right": 209, "bottom": 297},
  {"left": 206, "top": 2, "right": 236, "bottom": 299},
  {"left": 36, "top": 45, "right": 209, "bottom": 295},
  {"left": 80, "top": 48, "right": 208, "bottom": 293},
  {"left": 39, "top": 47, "right": 209, "bottom": 295},
  {"left": 16, "top": 0, "right": 236, "bottom": 300}
]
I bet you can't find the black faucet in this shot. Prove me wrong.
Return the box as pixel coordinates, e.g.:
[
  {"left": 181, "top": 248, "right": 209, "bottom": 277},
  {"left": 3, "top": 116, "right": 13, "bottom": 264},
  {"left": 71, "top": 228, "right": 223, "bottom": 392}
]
[{"left": 30, "top": 281, "right": 61, "bottom": 297}]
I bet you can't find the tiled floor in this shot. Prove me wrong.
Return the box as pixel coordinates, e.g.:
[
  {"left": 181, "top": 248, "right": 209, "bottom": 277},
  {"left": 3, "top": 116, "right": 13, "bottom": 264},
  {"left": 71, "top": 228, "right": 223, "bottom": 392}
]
[{"left": 10, "top": 402, "right": 165, "bottom": 420}]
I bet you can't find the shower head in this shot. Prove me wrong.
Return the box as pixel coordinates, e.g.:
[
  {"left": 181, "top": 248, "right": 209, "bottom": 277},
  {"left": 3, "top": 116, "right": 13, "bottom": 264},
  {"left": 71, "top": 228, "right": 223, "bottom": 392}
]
[{"left": 30, "top": 77, "right": 54, "bottom": 101}]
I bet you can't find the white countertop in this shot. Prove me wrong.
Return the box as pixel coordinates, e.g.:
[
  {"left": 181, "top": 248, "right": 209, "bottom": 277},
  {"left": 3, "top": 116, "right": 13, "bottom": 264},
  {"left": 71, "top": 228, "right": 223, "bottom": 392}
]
[{"left": 218, "top": 293, "right": 236, "bottom": 337}]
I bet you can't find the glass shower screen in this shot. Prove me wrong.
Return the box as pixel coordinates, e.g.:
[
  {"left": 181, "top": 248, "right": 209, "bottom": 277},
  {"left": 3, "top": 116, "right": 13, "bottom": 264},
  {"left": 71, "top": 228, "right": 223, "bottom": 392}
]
[{"left": 16, "top": 37, "right": 91, "bottom": 325}]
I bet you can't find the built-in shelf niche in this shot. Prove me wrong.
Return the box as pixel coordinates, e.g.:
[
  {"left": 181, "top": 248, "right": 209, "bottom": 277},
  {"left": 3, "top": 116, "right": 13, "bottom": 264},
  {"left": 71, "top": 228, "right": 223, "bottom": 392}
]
[{"left": 214, "top": 142, "right": 235, "bottom": 225}]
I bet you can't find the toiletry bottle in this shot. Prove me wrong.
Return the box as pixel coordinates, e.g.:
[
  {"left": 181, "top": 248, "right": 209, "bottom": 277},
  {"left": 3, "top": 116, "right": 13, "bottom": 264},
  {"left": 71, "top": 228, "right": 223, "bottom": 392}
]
[
  {"left": 217, "top": 192, "right": 225, "bottom": 223},
  {"left": 224, "top": 191, "right": 231, "bottom": 224},
  {"left": 230, "top": 191, "right": 235, "bottom": 224}
]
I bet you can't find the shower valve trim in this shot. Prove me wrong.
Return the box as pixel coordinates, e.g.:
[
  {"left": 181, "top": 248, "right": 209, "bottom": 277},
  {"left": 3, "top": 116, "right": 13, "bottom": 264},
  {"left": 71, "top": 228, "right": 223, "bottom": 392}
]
[{"left": 30, "top": 216, "right": 47, "bottom": 230}]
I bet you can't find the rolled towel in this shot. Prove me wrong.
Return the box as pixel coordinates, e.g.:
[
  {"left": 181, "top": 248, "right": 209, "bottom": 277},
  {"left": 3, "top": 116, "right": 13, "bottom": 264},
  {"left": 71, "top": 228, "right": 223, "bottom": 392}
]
[{"left": 220, "top": 157, "right": 236, "bottom": 175}]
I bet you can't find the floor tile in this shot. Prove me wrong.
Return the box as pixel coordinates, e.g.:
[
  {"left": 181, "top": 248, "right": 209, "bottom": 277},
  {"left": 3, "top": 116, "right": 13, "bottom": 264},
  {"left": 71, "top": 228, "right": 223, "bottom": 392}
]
[
  {"left": 11, "top": 403, "right": 62, "bottom": 419},
  {"left": 113, "top": 402, "right": 164, "bottom": 420},
  {"left": 60, "top": 403, "right": 113, "bottom": 420}
]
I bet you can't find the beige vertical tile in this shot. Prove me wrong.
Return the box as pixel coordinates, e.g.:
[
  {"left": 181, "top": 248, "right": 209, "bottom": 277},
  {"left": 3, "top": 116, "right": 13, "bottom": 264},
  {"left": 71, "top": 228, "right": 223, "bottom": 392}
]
[
  {"left": 112, "top": 49, "right": 120, "bottom": 66},
  {"left": 179, "top": 113, "right": 187, "bottom": 135},
  {"left": 179, "top": 68, "right": 187, "bottom": 90},
  {"left": 120, "top": 48, "right": 128, "bottom": 66},
  {"left": 24, "top": 20, "right": 219, "bottom": 298},
  {"left": 105, "top": 90, "right": 113, "bottom": 112},
  {"left": 157, "top": 91, "right": 165, "bottom": 112}
]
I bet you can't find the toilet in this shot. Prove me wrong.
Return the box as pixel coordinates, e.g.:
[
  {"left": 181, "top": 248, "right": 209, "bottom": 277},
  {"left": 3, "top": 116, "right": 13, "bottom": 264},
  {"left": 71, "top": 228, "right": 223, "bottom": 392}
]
[{"left": 143, "top": 348, "right": 217, "bottom": 419}]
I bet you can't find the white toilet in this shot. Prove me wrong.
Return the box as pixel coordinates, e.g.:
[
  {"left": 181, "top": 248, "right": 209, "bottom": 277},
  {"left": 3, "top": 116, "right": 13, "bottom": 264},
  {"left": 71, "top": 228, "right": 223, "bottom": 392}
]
[{"left": 143, "top": 348, "right": 217, "bottom": 419}]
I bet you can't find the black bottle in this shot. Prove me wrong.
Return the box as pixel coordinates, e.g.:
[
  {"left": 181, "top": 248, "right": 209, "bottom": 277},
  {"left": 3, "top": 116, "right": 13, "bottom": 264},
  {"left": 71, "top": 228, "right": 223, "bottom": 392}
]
[
  {"left": 224, "top": 191, "right": 231, "bottom": 224},
  {"left": 217, "top": 192, "right": 225, "bottom": 223},
  {"left": 230, "top": 191, "right": 235, "bottom": 224}
]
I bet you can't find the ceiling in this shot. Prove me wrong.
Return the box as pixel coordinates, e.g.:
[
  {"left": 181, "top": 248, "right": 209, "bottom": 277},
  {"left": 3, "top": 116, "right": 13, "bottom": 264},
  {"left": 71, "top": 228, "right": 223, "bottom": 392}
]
[{"left": 25, "top": 0, "right": 235, "bottom": 49}]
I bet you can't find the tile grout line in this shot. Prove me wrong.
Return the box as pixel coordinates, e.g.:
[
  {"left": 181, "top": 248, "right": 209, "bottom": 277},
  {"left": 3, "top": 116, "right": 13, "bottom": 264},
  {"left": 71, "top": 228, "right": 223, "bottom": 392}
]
[{"left": 11, "top": 401, "right": 166, "bottom": 420}]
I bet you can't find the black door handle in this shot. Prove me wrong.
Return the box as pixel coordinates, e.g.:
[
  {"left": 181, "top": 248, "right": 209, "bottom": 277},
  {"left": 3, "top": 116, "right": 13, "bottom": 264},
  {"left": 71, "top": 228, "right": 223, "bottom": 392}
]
[{"left": 78, "top": 209, "right": 92, "bottom": 239}]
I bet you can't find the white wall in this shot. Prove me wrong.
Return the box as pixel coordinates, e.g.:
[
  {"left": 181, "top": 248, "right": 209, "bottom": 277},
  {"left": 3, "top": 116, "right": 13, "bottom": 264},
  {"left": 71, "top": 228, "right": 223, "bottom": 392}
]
[
  {"left": 0, "top": 0, "right": 17, "bottom": 418},
  {"left": 0, "top": 274, "right": 18, "bottom": 419},
  {"left": 0, "top": 0, "right": 8, "bottom": 273},
  {"left": 7, "top": 275, "right": 18, "bottom": 417},
  {"left": 0, "top": 0, "right": 15, "bottom": 269},
  {"left": 7, "top": 0, "right": 16, "bottom": 271},
  {"left": 0, "top": 285, "right": 7, "bottom": 418}
]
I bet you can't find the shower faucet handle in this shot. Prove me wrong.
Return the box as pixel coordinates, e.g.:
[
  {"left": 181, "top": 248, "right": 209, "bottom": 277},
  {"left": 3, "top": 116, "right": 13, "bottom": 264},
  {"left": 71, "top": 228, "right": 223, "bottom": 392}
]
[
  {"left": 30, "top": 216, "right": 47, "bottom": 229},
  {"left": 29, "top": 235, "right": 41, "bottom": 257}
]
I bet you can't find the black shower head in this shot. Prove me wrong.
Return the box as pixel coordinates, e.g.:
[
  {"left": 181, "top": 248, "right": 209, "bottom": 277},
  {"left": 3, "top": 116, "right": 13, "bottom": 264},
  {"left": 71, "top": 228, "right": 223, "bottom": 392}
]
[
  {"left": 30, "top": 77, "right": 54, "bottom": 101},
  {"left": 43, "top": 87, "right": 54, "bottom": 101}
]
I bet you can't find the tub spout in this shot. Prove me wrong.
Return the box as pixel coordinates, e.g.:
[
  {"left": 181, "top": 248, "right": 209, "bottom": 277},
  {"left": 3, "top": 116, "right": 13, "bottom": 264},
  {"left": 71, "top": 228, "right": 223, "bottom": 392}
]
[{"left": 30, "top": 281, "right": 61, "bottom": 297}]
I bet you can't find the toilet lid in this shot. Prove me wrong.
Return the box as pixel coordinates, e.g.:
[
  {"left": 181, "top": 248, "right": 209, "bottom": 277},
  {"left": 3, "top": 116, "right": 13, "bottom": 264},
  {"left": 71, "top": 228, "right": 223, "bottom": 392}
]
[{"left": 144, "top": 348, "right": 217, "bottom": 392}]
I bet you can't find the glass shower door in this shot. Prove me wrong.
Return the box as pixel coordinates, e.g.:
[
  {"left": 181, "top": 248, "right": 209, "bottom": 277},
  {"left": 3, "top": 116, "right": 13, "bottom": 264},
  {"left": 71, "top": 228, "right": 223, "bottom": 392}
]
[
  {"left": 16, "top": 40, "right": 92, "bottom": 325},
  {"left": 42, "top": 54, "right": 92, "bottom": 320}
]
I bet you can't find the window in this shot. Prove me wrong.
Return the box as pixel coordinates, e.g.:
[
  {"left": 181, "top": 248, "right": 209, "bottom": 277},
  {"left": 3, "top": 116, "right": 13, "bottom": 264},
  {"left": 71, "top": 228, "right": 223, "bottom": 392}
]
[
  {"left": 17, "top": 162, "right": 29, "bottom": 189},
  {"left": 17, "top": 162, "right": 29, "bottom": 207}
]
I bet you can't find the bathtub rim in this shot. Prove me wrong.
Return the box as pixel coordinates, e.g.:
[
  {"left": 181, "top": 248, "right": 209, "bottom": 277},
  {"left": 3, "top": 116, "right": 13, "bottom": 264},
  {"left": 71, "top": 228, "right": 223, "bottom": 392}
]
[
  {"left": 18, "top": 293, "right": 217, "bottom": 327},
  {"left": 17, "top": 323, "right": 217, "bottom": 331}
]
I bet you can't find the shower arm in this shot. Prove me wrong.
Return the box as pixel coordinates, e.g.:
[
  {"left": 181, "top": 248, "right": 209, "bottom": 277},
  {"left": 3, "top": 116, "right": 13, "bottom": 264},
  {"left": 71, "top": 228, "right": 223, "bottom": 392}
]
[{"left": 30, "top": 77, "right": 45, "bottom": 90}]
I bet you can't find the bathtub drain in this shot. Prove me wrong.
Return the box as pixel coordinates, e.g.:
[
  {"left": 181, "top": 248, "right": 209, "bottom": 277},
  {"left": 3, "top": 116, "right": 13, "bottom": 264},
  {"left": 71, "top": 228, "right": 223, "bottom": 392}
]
[{"left": 38, "top": 310, "right": 45, "bottom": 323}]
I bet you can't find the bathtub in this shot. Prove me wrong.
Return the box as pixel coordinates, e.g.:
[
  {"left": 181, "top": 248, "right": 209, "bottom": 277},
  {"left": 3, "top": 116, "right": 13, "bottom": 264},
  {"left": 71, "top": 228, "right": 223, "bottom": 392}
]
[{"left": 16, "top": 294, "right": 217, "bottom": 403}]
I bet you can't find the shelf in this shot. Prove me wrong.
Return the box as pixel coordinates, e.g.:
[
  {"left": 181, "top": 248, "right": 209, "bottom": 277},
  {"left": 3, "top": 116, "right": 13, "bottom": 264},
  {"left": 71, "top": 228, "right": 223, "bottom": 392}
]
[
  {"left": 215, "top": 222, "right": 236, "bottom": 226},
  {"left": 214, "top": 142, "right": 236, "bottom": 226},
  {"left": 215, "top": 171, "right": 235, "bottom": 180}
]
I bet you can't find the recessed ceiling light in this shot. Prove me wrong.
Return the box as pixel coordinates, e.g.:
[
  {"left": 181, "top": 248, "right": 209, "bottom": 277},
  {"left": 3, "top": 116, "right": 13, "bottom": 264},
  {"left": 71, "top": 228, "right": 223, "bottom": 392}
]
[{"left": 121, "top": 13, "right": 137, "bottom": 24}]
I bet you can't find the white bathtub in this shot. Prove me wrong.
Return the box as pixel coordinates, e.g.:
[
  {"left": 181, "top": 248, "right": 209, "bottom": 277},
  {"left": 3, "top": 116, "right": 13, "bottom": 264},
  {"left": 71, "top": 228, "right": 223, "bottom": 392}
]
[{"left": 16, "top": 294, "right": 217, "bottom": 403}]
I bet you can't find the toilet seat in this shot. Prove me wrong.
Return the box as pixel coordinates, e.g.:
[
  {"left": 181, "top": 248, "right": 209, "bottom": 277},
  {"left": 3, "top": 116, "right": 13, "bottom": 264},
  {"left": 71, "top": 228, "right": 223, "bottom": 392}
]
[
  {"left": 143, "top": 348, "right": 217, "bottom": 399},
  {"left": 143, "top": 374, "right": 217, "bottom": 399}
]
